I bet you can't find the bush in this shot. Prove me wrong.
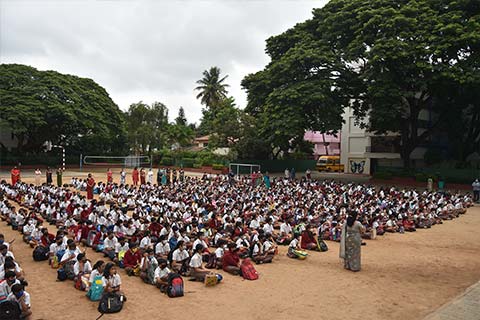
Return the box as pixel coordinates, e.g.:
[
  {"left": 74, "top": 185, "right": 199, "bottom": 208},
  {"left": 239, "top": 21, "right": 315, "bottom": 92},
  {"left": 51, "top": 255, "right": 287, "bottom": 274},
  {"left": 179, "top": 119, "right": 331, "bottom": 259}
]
[
  {"left": 182, "top": 158, "right": 195, "bottom": 168},
  {"left": 193, "top": 163, "right": 202, "bottom": 169},
  {"left": 161, "top": 157, "right": 173, "bottom": 166},
  {"left": 212, "top": 164, "right": 226, "bottom": 170},
  {"left": 372, "top": 171, "right": 392, "bottom": 180}
]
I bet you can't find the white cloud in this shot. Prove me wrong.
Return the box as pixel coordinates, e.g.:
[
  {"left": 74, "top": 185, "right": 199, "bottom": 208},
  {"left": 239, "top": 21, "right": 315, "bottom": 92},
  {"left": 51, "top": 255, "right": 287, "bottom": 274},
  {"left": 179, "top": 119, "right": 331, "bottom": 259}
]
[{"left": 0, "top": 0, "right": 328, "bottom": 123}]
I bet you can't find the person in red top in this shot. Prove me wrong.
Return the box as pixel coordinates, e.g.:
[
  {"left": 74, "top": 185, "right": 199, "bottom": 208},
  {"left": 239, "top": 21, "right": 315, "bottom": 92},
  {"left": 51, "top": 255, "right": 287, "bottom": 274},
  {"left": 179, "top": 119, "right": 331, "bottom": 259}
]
[
  {"left": 107, "top": 168, "right": 113, "bottom": 184},
  {"left": 40, "top": 228, "right": 55, "bottom": 247},
  {"left": 222, "top": 243, "right": 241, "bottom": 275},
  {"left": 300, "top": 225, "right": 319, "bottom": 251},
  {"left": 147, "top": 218, "right": 162, "bottom": 238},
  {"left": 140, "top": 168, "right": 146, "bottom": 185},
  {"left": 123, "top": 242, "right": 142, "bottom": 276},
  {"left": 86, "top": 173, "right": 95, "bottom": 200},
  {"left": 132, "top": 167, "right": 139, "bottom": 186},
  {"left": 11, "top": 166, "right": 21, "bottom": 185}
]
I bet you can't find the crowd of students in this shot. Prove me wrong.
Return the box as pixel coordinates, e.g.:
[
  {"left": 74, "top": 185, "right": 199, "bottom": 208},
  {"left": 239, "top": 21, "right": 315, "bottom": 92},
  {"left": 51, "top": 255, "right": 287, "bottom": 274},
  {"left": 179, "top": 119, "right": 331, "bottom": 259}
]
[{"left": 0, "top": 168, "right": 474, "bottom": 316}]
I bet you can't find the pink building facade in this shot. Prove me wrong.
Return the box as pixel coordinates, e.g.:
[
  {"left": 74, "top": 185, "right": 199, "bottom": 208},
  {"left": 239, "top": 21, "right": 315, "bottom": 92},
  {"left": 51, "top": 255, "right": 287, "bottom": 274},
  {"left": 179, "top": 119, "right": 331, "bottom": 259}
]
[{"left": 304, "top": 131, "right": 341, "bottom": 159}]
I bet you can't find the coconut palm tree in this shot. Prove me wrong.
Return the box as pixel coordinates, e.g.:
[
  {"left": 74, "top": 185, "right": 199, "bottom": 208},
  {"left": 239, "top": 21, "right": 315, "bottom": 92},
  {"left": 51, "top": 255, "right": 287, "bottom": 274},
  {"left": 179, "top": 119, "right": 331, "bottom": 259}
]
[{"left": 195, "top": 67, "right": 229, "bottom": 109}]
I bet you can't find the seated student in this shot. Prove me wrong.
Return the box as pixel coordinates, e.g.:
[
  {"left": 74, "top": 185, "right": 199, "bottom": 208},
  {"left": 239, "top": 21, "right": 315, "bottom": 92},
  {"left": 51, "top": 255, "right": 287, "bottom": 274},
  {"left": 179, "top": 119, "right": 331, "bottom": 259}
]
[
  {"left": 39, "top": 228, "right": 55, "bottom": 248},
  {"left": 139, "top": 231, "right": 152, "bottom": 251},
  {"left": 102, "top": 262, "right": 126, "bottom": 301},
  {"left": 171, "top": 241, "right": 189, "bottom": 275},
  {"left": 88, "top": 260, "right": 105, "bottom": 289},
  {"left": 402, "top": 216, "right": 416, "bottom": 232},
  {"left": 251, "top": 236, "right": 274, "bottom": 264},
  {"left": 0, "top": 244, "right": 15, "bottom": 266},
  {"left": 214, "top": 244, "right": 225, "bottom": 269},
  {"left": 154, "top": 258, "right": 170, "bottom": 292},
  {"left": 73, "top": 253, "right": 92, "bottom": 280},
  {"left": 154, "top": 235, "right": 170, "bottom": 260},
  {"left": 299, "top": 225, "right": 319, "bottom": 251},
  {"left": 49, "top": 236, "right": 66, "bottom": 266},
  {"left": 189, "top": 244, "right": 210, "bottom": 281},
  {"left": 102, "top": 232, "right": 118, "bottom": 260},
  {"left": 0, "top": 257, "right": 24, "bottom": 281},
  {"left": 60, "top": 241, "right": 81, "bottom": 267},
  {"left": 22, "top": 219, "right": 36, "bottom": 244},
  {"left": 287, "top": 234, "right": 301, "bottom": 258},
  {"left": 8, "top": 283, "right": 32, "bottom": 320},
  {"left": 277, "top": 219, "right": 293, "bottom": 245},
  {"left": 385, "top": 216, "right": 399, "bottom": 233},
  {"left": 0, "top": 270, "right": 20, "bottom": 302},
  {"left": 115, "top": 237, "right": 129, "bottom": 265},
  {"left": 139, "top": 248, "right": 158, "bottom": 284},
  {"left": 222, "top": 243, "right": 241, "bottom": 276},
  {"left": 0, "top": 233, "right": 14, "bottom": 252},
  {"left": 123, "top": 242, "right": 142, "bottom": 276}
]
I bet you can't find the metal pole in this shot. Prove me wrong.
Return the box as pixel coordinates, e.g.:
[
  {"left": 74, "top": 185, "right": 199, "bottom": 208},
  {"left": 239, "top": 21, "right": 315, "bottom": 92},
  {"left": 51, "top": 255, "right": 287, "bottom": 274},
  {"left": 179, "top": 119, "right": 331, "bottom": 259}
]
[
  {"left": 62, "top": 147, "right": 65, "bottom": 171},
  {"left": 80, "top": 154, "right": 83, "bottom": 172}
]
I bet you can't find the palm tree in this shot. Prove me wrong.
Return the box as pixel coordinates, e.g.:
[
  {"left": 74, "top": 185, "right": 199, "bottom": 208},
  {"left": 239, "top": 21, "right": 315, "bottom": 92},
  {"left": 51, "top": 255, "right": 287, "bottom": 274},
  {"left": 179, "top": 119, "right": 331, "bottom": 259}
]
[{"left": 195, "top": 67, "right": 229, "bottom": 109}]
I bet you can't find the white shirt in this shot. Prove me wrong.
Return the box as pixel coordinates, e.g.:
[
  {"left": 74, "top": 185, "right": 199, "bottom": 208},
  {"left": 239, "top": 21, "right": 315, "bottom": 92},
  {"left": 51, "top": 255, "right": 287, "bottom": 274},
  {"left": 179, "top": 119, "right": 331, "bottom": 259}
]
[
  {"left": 104, "top": 273, "right": 121, "bottom": 288},
  {"left": 155, "top": 242, "right": 170, "bottom": 255},
  {"left": 189, "top": 252, "right": 203, "bottom": 268},
  {"left": 154, "top": 266, "right": 170, "bottom": 280},
  {"left": 74, "top": 261, "right": 92, "bottom": 276},
  {"left": 289, "top": 238, "right": 299, "bottom": 248},
  {"left": 7, "top": 291, "right": 31, "bottom": 308},
  {"left": 172, "top": 249, "right": 189, "bottom": 262}
]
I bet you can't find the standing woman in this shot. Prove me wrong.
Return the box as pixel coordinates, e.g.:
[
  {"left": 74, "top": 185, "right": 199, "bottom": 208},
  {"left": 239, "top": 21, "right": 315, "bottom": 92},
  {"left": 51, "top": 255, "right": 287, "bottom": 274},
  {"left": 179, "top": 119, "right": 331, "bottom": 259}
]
[
  {"left": 34, "top": 168, "right": 42, "bottom": 186},
  {"left": 46, "top": 167, "right": 53, "bottom": 185},
  {"left": 140, "top": 168, "right": 146, "bottom": 185},
  {"left": 340, "top": 212, "right": 365, "bottom": 272},
  {"left": 56, "top": 167, "right": 63, "bottom": 187},
  {"left": 107, "top": 168, "right": 113, "bottom": 184},
  {"left": 11, "top": 166, "right": 21, "bottom": 185},
  {"left": 132, "top": 167, "right": 139, "bottom": 186},
  {"left": 86, "top": 173, "right": 95, "bottom": 200},
  {"left": 263, "top": 171, "right": 271, "bottom": 189},
  {"left": 120, "top": 168, "right": 126, "bottom": 185}
]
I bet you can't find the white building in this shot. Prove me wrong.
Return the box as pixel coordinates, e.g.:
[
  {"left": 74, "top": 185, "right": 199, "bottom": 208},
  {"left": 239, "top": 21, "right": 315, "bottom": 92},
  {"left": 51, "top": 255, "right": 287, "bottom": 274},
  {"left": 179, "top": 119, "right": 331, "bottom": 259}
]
[{"left": 340, "top": 107, "right": 429, "bottom": 174}]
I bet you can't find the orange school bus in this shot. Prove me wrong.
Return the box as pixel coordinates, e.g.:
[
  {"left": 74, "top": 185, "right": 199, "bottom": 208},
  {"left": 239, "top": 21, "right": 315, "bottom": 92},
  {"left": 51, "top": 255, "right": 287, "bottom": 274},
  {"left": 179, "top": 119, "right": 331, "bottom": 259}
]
[{"left": 316, "top": 155, "right": 344, "bottom": 172}]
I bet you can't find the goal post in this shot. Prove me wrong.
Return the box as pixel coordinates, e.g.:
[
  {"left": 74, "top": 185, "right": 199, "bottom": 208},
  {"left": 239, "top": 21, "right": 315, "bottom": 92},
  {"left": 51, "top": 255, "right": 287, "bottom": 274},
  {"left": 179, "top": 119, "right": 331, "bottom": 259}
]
[
  {"left": 229, "top": 163, "right": 261, "bottom": 175},
  {"left": 82, "top": 155, "right": 152, "bottom": 169}
]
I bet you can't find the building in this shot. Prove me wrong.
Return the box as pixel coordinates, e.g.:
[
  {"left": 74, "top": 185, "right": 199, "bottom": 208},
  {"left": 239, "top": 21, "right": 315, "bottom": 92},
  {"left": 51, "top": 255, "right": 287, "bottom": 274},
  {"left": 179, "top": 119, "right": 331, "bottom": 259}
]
[{"left": 303, "top": 131, "right": 341, "bottom": 159}]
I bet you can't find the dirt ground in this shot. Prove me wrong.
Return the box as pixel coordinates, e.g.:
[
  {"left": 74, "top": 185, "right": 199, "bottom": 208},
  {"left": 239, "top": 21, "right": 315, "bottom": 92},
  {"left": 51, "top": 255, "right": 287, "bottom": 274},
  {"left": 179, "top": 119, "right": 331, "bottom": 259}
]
[{"left": 1, "top": 171, "right": 479, "bottom": 320}]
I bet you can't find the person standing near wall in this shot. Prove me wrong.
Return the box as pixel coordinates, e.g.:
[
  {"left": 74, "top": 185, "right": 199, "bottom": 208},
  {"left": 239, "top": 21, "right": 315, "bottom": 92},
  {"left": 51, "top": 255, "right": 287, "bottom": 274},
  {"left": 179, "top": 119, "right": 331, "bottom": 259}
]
[{"left": 472, "top": 179, "right": 480, "bottom": 203}]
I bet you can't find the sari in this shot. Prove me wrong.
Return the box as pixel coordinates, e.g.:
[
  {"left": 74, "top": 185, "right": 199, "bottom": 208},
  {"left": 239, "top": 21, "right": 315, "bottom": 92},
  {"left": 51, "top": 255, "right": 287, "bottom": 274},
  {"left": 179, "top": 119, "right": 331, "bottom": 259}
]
[{"left": 340, "top": 221, "right": 363, "bottom": 271}]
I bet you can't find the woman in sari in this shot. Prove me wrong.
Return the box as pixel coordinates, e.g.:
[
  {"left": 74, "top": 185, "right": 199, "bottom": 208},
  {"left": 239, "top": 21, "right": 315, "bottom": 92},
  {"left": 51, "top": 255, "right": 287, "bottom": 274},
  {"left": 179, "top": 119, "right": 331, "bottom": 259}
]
[
  {"left": 86, "top": 173, "right": 95, "bottom": 200},
  {"left": 340, "top": 212, "right": 365, "bottom": 272},
  {"left": 263, "top": 172, "right": 271, "bottom": 189},
  {"left": 56, "top": 167, "right": 63, "bottom": 187}
]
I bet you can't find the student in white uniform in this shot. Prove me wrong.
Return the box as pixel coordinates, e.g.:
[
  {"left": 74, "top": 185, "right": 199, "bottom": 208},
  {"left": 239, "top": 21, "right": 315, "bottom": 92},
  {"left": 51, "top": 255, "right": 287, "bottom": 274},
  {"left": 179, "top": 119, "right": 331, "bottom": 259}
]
[
  {"left": 154, "top": 258, "right": 171, "bottom": 291},
  {"left": 8, "top": 283, "right": 32, "bottom": 320},
  {"left": 103, "top": 262, "right": 126, "bottom": 301},
  {"left": 189, "top": 244, "right": 210, "bottom": 281},
  {"left": 171, "top": 240, "right": 189, "bottom": 273}
]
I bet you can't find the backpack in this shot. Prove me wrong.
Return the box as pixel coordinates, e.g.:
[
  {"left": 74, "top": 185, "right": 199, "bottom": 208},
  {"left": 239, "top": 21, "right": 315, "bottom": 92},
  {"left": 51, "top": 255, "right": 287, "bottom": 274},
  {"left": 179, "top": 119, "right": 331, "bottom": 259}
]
[
  {"left": 98, "top": 292, "right": 123, "bottom": 314},
  {"left": 205, "top": 253, "right": 217, "bottom": 269},
  {"left": 32, "top": 245, "right": 49, "bottom": 261},
  {"left": 240, "top": 258, "right": 259, "bottom": 280},
  {"left": 86, "top": 275, "right": 104, "bottom": 301},
  {"left": 146, "top": 259, "right": 158, "bottom": 285},
  {"left": 166, "top": 273, "right": 184, "bottom": 298},
  {"left": 58, "top": 261, "right": 75, "bottom": 281},
  {"left": 0, "top": 300, "right": 21, "bottom": 320},
  {"left": 317, "top": 238, "right": 328, "bottom": 252}
]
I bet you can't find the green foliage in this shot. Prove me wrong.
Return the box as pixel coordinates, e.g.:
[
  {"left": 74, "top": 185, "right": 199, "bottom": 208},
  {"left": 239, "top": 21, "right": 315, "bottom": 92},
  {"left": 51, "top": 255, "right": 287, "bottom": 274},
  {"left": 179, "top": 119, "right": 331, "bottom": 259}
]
[
  {"left": 160, "top": 156, "right": 173, "bottom": 166},
  {"left": 182, "top": 158, "right": 195, "bottom": 168},
  {"left": 242, "top": 0, "right": 480, "bottom": 166},
  {"left": 424, "top": 149, "right": 444, "bottom": 166},
  {"left": 0, "top": 64, "right": 127, "bottom": 155},
  {"left": 212, "top": 164, "right": 226, "bottom": 170},
  {"left": 195, "top": 67, "right": 229, "bottom": 109},
  {"left": 193, "top": 163, "right": 202, "bottom": 169}
]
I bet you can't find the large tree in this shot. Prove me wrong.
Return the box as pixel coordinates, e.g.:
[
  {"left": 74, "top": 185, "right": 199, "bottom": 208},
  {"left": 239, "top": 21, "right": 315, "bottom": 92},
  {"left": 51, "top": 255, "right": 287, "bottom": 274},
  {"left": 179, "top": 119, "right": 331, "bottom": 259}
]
[
  {"left": 0, "top": 64, "right": 127, "bottom": 155},
  {"left": 242, "top": 0, "right": 480, "bottom": 166},
  {"left": 195, "top": 67, "right": 229, "bottom": 109}
]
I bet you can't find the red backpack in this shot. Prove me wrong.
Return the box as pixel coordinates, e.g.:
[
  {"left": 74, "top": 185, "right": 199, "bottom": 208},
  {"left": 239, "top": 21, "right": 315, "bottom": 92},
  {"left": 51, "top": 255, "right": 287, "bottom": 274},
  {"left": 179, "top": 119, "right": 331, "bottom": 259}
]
[
  {"left": 240, "top": 258, "right": 259, "bottom": 280},
  {"left": 167, "top": 273, "right": 184, "bottom": 298}
]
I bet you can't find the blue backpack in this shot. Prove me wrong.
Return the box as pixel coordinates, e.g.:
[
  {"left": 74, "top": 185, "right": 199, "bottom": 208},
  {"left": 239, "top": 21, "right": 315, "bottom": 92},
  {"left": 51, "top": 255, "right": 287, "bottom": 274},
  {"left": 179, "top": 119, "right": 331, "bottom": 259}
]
[{"left": 86, "top": 275, "right": 104, "bottom": 301}]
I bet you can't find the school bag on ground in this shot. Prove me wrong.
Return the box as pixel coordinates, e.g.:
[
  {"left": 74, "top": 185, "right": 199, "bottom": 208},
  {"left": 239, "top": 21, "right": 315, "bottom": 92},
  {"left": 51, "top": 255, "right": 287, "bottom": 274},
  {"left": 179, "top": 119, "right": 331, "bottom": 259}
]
[
  {"left": 32, "top": 245, "right": 49, "bottom": 261},
  {"left": 240, "top": 258, "right": 259, "bottom": 280},
  {"left": 86, "top": 275, "right": 104, "bottom": 301},
  {"left": 166, "top": 273, "right": 184, "bottom": 298},
  {"left": 97, "top": 292, "right": 123, "bottom": 315},
  {"left": 205, "top": 253, "right": 217, "bottom": 269},
  {"left": 317, "top": 238, "right": 328, "bottom": 252},
  {"left": 0, "top": 300, "right": 22, "bottom": 320}
]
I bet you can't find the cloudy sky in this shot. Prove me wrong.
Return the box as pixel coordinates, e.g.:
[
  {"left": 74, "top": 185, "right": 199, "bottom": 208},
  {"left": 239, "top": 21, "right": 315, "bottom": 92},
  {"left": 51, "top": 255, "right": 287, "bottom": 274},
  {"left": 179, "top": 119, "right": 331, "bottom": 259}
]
[{"left": 1, "top": 0, "right": 328, "bottom": 123}]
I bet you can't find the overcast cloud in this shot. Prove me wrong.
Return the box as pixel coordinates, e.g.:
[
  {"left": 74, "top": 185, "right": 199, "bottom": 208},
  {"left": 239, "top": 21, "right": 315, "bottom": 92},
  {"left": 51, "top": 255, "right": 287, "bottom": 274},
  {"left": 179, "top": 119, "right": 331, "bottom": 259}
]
[{"left": 1, "top": 0, "right": 328, "bottom": 123}]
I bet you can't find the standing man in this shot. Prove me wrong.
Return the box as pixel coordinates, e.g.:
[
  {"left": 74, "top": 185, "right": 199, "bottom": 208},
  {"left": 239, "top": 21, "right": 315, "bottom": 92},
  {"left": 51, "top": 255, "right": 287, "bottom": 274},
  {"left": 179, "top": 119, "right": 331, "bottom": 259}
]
[
  {"left": 46, "top": 167, "right": 53, "bottom": 185},
  {"left": 120, "top": 168, "right": 126, "bottom": 185},
  {"left": 56, "top": 167, "right": 63, "bottom": 187},
  {"left": 86, "top": 173, "right": 95, "bottom": 200},
  {"left": 473, "top": 179, "right": 480, "bottom": 203},
  {"left": 10, "top": 166, "right": 20, "bottom": 185}
]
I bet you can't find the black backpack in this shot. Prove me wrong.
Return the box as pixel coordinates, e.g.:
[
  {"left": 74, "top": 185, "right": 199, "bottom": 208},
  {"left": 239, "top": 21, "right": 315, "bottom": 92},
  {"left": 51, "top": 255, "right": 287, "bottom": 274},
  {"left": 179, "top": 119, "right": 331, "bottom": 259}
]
[
  {"left": 32, "top": 246, "right": 49, "bottom": 261},
  {"left": 97, "top": 292, "right": 123, "bottom": 315},
  {"left": 0, "top": 300, "right": 21, "bottom": 320}
]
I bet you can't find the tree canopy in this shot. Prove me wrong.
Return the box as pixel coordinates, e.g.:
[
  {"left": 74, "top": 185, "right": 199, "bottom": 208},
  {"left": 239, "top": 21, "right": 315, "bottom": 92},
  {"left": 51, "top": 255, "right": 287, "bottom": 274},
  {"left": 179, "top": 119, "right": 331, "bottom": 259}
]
[
  {"left": 0, "top": 63, "right": 127, "bottom": 155},
  {"left": 242, "top": 0, "right": 480, "bottom": 164},
  {"left": 195, "top": 66, "right": 230, "bottom": 109}
]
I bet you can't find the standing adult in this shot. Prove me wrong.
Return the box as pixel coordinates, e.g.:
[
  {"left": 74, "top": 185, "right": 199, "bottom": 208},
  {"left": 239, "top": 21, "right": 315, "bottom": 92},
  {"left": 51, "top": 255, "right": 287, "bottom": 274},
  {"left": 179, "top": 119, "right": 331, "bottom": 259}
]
[
  {"left": 473, "top": 179, "right": 480, "bottom": 203},
  {"left": 34, "top": 168, "right": 42, "bottom": 186},
  {"left": 340, "top": 212, "right": 365, "bottom": 272},
  {"left": 156, "top": 168, "right": 162, "bottom": 186},
  {"left": 120, "top": 168, "right": 126, "bottom": 185},
  {"left": 132, "top": 167, "right": 139, "bottom": 186},
  {"left": 140, "top": 168, "right": 146, "bottom": 185},
  {"left": 56, "top": 167, "right": 63, "bottom": 187},
  {"left": 263, "top": 172, "right": 271, "bottom": 189},
  {"left": 86, "top": 173, "right": 95, "bottom": 200},
  {"left": 10, "top": 166, "right": 20, "bottom": 185},
  {"left": 107, "top": 168, "right": 113, "bottom": 184},
  {"left": 46, "top": 167, "right": 53, "bottom": 185},
  {"left": 290, "top": 167, "right": 296, "bottom": 180},
  {"left": 147, "top": 168, "right": 153, "bottom": 184}
]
